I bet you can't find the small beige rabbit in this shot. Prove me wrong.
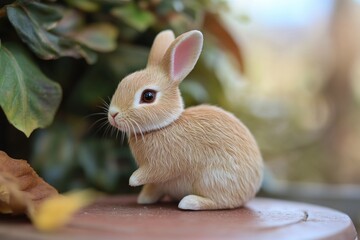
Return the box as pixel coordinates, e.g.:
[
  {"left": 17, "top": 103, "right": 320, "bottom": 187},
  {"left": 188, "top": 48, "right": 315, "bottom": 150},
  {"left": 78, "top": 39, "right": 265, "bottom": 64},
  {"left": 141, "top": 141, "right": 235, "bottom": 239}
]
[{"left": 108, "top": 30, "right": 263, "bottom": 210}]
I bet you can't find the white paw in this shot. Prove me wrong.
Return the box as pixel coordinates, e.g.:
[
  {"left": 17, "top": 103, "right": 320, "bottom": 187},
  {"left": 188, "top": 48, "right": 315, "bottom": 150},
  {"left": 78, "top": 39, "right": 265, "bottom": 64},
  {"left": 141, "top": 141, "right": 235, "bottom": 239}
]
[
  {"left": 129, "top": 174, "right": 141, "bottom": 187},
  {"left": 178, "top": 195, "right": 201, "bottom": 210}
]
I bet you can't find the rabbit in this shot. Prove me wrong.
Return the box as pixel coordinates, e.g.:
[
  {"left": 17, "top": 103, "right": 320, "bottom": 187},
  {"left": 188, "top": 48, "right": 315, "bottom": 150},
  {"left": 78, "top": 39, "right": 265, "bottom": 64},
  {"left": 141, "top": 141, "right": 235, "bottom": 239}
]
[{"left": 107, "top": 30, "right": 263, "bottom": 210}]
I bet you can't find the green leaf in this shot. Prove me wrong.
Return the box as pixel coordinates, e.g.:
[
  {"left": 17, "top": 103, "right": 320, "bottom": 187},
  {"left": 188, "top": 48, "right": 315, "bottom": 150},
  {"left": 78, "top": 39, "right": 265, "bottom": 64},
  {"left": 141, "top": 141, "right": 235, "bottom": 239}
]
[
  {"left": 7, "top": 3, "right": 59, "bottom": 59},
  {"left": 21, "top": 0, "right": 63, "bottom": 30},
  {"left": 0, "top": 43, "right": 62, "bottom": 137},
  {"left": 93, "top": 0, "right": 130, "bottom": 4},
  {"left": 65, "top": 0, "right": 101, "bottom": 12},
  {"left": 105, "top": 44, "right": 149, "bottom": 77},
  {"left": 52, "top": 9, "right": 85, "bottom": 35},
  {"left": 6, "top": 2, "right": 97, "bottom": 64},
  {"left": 71, "top": 23, "right": 119, "bottom": 52},
  {"left": 111, "top": 3, "right": 156, "bottom": 32},
  {"left": 76, "top": 45, "right": 98, "bottom": 64}
]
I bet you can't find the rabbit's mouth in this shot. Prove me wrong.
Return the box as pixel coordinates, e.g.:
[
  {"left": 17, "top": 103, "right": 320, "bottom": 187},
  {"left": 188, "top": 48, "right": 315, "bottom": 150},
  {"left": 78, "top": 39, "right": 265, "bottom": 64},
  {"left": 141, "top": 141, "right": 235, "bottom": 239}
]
[
  {"left": 108, "top": 116, "right": 119, "bottom": 128},
  {"left": 108, "top": 115, "right": 116, "bottom": 127},
  {"left": 109, "top": 118, "right": 129, "bottom": 132}
]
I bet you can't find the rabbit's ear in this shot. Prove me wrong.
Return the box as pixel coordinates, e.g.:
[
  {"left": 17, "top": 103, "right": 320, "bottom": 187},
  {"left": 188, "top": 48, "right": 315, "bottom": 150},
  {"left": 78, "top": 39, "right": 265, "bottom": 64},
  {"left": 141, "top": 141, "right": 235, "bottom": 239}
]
[
  {"left": 147, "top": 30, "right": 175, "bottom": 67},
  {"left": 162, "top": 30, "right": 203, "bottom": 83}
]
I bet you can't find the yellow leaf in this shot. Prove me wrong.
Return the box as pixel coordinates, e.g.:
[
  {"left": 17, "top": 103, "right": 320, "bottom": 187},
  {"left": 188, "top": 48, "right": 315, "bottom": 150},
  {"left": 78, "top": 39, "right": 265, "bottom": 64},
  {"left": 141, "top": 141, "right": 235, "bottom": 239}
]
[{"left": 31, "top": 190, "right": 98, "bottom": 232}]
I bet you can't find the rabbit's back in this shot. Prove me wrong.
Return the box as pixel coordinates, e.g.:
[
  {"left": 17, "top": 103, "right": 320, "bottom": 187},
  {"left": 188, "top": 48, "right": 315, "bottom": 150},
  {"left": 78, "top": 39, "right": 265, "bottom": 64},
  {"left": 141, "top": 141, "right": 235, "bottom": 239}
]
[{"left": 131, "top": 105, "right": 260, "bottom": 155}]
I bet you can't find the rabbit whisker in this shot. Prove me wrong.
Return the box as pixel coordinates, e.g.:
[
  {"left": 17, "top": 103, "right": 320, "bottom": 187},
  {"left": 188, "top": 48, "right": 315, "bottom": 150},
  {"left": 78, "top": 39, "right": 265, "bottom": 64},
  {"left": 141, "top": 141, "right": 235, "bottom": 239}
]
[
  {"left": 98, "top": 105, "right": 109, "bottom": 111},
  {"left": 88, "top": 116, "right": 108, "bottom": 130},
  {"left": 128, "top": 118, "right": 145, "bottom": 142},
  {"left": 83, "top": 112, "right": 107, "bottom": 120},
  {"left": 128, "top": 120, "right": 138, "bottom": 142},
  {"left": 124, "top": 120, "right": 132, "bottom": 141},
  {"left": 92, "top": 118, "right": 110, "bottom": 137},
  {"left": 100, "top": 97, "right": 110, "bottom": 107},
  {"left": 121, "top": 128, "right": 126, "bottom": 144},
  {"left": 101, "top": 122, "right": 112, "bottom": 138},
  {"left": 115, "top": 126, "right": 120, "bottom": 140}
]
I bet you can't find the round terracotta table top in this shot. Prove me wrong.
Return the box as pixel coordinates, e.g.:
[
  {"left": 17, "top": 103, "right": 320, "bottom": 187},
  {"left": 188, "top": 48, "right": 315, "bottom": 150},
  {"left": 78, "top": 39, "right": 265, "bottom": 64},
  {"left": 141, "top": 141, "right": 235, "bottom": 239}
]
[{"left": 0, "top": 196, "right": 357, "bottom": 240}]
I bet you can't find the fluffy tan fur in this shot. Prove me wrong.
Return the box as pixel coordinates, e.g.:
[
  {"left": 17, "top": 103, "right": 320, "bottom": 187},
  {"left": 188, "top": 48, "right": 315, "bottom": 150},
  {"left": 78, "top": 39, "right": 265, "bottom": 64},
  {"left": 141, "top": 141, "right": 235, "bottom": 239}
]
[{"left": 108, "top": 30, "right": 263, "bottom": 210}]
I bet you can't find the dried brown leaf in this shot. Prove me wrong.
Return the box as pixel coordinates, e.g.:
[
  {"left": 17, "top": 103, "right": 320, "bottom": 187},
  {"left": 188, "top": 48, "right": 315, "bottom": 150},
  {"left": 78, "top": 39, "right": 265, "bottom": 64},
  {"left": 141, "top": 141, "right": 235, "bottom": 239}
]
[
  {"left": 0, "top": 151, "right": 58, "bottom": 215},
  {"left": 203, "top": 12, "right": 245, "bottom": 73},
  {"left": 0, "top": 151, "right": 98, "bottom": 232}
]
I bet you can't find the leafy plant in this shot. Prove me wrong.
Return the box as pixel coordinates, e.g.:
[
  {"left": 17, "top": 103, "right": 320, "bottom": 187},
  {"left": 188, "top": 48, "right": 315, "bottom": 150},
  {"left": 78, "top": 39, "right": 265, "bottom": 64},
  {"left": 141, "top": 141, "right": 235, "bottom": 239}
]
[
  {"left": 0, "top": 0, "right": 243, "bottom": 192},
  {"left": 1, "top": 0, "right": 119, "bottom": 136}
]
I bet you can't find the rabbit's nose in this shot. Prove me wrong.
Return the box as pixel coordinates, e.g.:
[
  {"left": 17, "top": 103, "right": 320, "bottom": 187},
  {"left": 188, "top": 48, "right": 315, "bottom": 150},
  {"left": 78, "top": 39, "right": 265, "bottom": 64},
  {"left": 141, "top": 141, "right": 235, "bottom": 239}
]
[
  {"left": 110, "top": 112, "right": 119, "bottom": 118},
  {"left": 109, "top": 106, "right": 120, "bottom": 119}
]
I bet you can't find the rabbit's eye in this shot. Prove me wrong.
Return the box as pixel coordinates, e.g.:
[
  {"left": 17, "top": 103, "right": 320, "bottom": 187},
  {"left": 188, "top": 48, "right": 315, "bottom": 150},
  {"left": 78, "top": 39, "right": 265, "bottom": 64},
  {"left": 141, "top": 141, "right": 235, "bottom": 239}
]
[{"left": 140, "top": 89, "right": 157, "bottom": 104}]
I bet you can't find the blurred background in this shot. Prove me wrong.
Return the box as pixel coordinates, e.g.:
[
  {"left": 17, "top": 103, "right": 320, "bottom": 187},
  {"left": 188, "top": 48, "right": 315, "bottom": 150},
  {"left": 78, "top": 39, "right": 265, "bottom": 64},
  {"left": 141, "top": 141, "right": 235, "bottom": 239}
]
[{"left": 0, "top": 0, "right": 359, "bottom": 230}]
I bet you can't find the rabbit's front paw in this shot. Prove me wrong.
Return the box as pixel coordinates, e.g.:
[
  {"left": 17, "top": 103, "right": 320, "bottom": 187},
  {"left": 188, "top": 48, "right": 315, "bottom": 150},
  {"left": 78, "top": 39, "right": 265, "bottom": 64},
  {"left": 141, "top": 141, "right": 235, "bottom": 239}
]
[{"left": 129, "top": 173, "right": 142, "bottom": 186}]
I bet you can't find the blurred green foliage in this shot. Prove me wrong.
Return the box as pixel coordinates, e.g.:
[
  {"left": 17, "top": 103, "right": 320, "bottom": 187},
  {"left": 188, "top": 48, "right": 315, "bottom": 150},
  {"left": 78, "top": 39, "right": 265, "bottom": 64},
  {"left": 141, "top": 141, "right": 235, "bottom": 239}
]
[{"left": 0, "top": 0, "right": 235, "bottom": 193}]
